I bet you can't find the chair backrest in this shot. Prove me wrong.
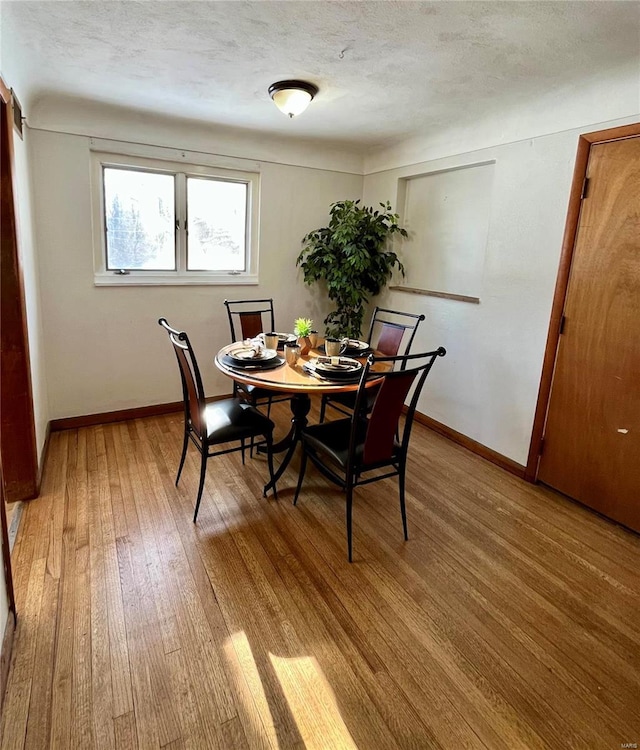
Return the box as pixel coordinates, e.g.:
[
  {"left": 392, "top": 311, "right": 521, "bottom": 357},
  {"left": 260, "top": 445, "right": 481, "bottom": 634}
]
[
  {"left": 158, "top": 318, "right": 206, "bottom": 438},
  {"left": 224, "top": 298, "right": 276, "bottom": 342},
  {"left": 350, "top": 348, "right": 446, "bottom": 467},
  {"left": 366, "top": 307, "right": 425, "bottom": 361}
]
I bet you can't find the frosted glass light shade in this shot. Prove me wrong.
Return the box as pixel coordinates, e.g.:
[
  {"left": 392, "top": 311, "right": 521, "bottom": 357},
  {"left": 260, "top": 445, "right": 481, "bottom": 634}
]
[{"left": 268, "top": 80, "right": 318, "bottom": 118}]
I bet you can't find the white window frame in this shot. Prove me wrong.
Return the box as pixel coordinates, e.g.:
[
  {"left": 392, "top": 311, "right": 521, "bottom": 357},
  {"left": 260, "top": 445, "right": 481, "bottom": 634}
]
[{"left": 91, "top": 151, "right": 260, "bottom": 285}]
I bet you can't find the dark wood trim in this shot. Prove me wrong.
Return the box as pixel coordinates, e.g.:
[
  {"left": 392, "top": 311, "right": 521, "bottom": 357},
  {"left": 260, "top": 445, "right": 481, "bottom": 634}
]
[
  {"left": 0, "top": 449, "right": 17, "bottom": 711},
  {"left": 0, "top": 79, "right": 9, "bottom": 104},
  {"left": 0, "top": 77, "right": 39, "bottom": 503},
  {"left": 0, "top": 609, "right": 16, "bottom": 714},
  {"left": 525, "top": 121, "right": 640, "bottom": 481},
  {"left": 582, "top": 122, "right": 640, "bottom": 144},
  {"left": 390, "top": 286, "right": 480, "bottom": 304},
  {"left": 51, "top": 402, "right": 184, "bottom": 431},
  {"left": 10, "top": 89, "right": 23, "bottom": 140},
  {"left": 50, "top": 394, "right": 233, "bottom": 432},
  {"left": 413, "top": 410, "right": 526, "bottom": 478}
]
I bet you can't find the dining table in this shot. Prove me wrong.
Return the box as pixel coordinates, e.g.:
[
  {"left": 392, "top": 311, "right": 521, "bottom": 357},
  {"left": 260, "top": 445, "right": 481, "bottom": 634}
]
[{"left": 214, "top": 339, "right": 390, "bottom": 495}]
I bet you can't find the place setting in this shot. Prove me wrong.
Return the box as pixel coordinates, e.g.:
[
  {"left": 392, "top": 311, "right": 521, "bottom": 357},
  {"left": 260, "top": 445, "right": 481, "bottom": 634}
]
[
  {"left": 221, "top": 339, "right": 285, "bottom": 371},
  {"left": 302, "top": 355, "right": 363, "bottom": 383}
]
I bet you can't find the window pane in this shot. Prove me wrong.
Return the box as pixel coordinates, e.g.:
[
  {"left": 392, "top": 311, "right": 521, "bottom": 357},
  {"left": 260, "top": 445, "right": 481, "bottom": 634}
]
[
  {"left": 104, "top": 168, "right": 175, "bottom": 270},
  {"left": 187, "top": 177, "right": 247, "bottom": 271}
]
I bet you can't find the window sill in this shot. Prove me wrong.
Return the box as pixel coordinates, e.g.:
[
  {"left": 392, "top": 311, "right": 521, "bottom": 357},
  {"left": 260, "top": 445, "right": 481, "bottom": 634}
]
[{"left": 94, "top": 273, "right": 259, "bottom": 287}]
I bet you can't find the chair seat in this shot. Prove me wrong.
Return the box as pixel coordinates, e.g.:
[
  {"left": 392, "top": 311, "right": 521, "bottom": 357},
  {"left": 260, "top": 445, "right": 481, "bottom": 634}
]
[
  {"left": 303, "top": 418, "right": 401, "bottom": 471},
  {"left": 205, "top": 399, "right": 274, "bottom": 445}
]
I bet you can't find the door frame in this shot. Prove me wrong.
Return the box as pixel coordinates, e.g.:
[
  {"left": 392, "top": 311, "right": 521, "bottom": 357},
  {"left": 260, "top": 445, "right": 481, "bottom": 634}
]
[
  {"left": 525, "top": 121, "right": 640, "bottom": 481},
  {"left": 0, "top": 455, "right": 17, "bottom": 713},
  {"left": 0, "top": 76, "right": 39, "bottom": 502}
]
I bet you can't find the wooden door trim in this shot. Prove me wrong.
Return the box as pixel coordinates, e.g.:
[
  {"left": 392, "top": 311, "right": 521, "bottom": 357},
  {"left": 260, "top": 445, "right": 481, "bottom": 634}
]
[
  {"left": 525, "top": 122, "right": 640, "bottom": 481},
  {"left": 0, "top": 76, "right": 39, "bottom": 501},
  {"left": 0, "top": 447, "right": 17, "bottom": 714}
]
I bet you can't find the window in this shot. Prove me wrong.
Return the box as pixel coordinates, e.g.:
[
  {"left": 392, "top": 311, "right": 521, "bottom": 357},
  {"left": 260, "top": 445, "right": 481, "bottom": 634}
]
[{"left": 92, "top": 152, "right": 259, "bottom": 285}]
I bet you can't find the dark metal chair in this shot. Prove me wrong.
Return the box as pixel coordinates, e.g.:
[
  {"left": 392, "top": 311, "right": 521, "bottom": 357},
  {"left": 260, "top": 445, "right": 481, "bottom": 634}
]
[
  {"left": 319, "top": 306, "right": 426, "bottom": 422},
  {"left": 159, "top": 318, "right": 277, "bottom": 522},
  {"left": 294, "top": 347, "right": 446, "bottom": 561},
  {"left": 223, "top": 298, "right": 291, "bottom": 417}
]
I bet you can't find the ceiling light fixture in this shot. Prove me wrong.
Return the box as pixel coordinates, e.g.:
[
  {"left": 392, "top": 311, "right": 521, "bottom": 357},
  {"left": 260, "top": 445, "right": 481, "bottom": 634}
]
[{"left": 268, "top": 80, "right": 319, "bottom": 118}]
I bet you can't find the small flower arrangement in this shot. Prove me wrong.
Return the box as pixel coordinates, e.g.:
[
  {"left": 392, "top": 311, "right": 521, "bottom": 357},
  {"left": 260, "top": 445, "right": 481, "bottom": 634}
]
[{"left": 293, "top": 317, "right": 314, "bottom": 337}]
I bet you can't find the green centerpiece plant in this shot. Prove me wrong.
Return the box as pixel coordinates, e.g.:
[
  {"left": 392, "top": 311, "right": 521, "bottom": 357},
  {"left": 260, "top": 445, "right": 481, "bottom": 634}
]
[
  {"left": 293, "top": 317, "right": 314, "bottom": 355},
  {"left": 293, "top": 317, "right": 313, "bottom": 338},
  {"left": 296, "top": 200, "right": 406, "bottom": 339}
]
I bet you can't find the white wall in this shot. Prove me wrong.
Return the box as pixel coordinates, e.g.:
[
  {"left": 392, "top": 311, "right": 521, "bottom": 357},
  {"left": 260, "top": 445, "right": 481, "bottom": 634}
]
[
  {"left": 30, "top": 127, "right": 363, "bottom": 419},
  {"left": 364, "top": 113, "right": 640, "bottom": 466}
]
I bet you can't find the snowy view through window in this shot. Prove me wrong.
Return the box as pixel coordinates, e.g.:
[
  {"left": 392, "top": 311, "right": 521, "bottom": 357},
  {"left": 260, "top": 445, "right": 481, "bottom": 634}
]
[
  {"left": 187, "top": 177, "right": 246, "bottom": 271},
  {"left": 104, "top": 168, "right": 247, "bottom": 272},
  {"left": 104, "top": 168, "right": 175, "bottom": 270}
]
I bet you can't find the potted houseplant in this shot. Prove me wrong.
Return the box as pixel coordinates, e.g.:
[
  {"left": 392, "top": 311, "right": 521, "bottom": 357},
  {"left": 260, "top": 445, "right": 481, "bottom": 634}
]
[
  {"left": 296, "top": 200, "right": 406, "bottom": 339},
  {"left": 293, "top": 317, "right": 314, "bottom": 355}
]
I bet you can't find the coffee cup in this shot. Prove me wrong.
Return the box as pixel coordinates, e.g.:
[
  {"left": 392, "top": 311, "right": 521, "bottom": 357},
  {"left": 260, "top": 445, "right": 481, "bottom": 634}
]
[
  {"left": 284, "top": 342, "right": 300, "bottom": 366},
  {"left": 325, "top": 337, "right": 346, "bottom": 357},
  {"left": 264, "top": 332, "right": 279, "bottom": 351}
]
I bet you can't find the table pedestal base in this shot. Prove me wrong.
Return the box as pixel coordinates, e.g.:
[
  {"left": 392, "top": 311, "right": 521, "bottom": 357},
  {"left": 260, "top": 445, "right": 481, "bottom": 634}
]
[{"left": 261, "top": 393, "right": 310, "bottom": 496}]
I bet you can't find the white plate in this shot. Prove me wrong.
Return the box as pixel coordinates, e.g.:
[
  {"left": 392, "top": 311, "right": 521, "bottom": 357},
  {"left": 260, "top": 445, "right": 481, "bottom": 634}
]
[
  {"left": 314, "top": 357, "right": 362, "bottom": 377},
  {"left": 228, "top": 345, "right": 278, "bottom": 363},
  {"left": 343, "top": 339, "right": 370, "bottom": 352}
]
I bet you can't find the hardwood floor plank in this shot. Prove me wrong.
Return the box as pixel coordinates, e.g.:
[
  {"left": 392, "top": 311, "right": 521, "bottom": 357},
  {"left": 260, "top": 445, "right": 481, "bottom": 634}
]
[
  {"left": 0, "top": 677, "right": 31, "bottom": 750},
  {"left": 112, "top": 711, "right": 138, "bottom": 750},
  {"left": 2, "top": 407, "right": 638, "bottom": 749},
  {"left": 71, "top": 430, "right": 94, "bottom": 750},
  {"left": 23, "top": 572, "right": 59, "bottom": 749},
  {"left": 86, "top": 428, "right": 117, "bottom": 750},
  {"left": 98, "top": 425, "right": 134, "bottom": 718},
  {"left": 7, "top": 557, "right": 45, "bottom": 686},
  {"left": 49, "top": 430, "right": 78, "bottom": 750}
]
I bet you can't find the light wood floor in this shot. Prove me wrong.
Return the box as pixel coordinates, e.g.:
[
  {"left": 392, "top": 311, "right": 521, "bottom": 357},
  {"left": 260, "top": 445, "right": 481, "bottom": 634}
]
[{"left": 1, "top": 401, "right": 639, "bottom": 749}]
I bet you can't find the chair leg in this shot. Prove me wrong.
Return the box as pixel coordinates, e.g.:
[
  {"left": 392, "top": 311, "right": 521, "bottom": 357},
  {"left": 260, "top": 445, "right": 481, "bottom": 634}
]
[
  {"left": 241, "top": 438, "right": 246, "bottom": 465},
  {"left": 248, "top": 393, "right": 260, "bottom": 458},
  {"left": 176, "top": 425, "right": 189, "bottom": 486},
  {"left": 193, "top": 449, "right": 208, "bottom": 523},
  {"left": 399, "top": 465, "right": 409, "bottom": 541},
  {"left": 346, "top": 480, "right": 354, "bottom": 562},
  {"left": 264, "top": 432, "right": 277, "bottom": 500},
  {"left": 266, "top": 396, "right": 272, "bottom": 419},
  {"left": 319, "top": 395, "right": 327, "bottom": 424},
  {"left": 293, "top": 447, "right": 308, "bottom": 506}
]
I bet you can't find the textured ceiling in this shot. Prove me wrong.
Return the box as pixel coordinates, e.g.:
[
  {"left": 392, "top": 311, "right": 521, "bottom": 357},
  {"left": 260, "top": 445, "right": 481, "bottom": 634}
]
[{"left": 2, "top": 1, "right": 639, "bottom": 149}]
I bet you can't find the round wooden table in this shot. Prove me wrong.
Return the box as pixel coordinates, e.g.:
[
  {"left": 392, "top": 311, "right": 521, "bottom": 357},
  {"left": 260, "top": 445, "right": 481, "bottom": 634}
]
[{"left": 215, "top": 342, "right": 387, "bottom": 494}]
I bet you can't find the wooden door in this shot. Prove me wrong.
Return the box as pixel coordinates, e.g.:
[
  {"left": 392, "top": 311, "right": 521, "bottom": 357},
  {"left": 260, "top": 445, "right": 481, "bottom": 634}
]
[{"left": 538, "top": 136, "right": 640, "bottom": 531}]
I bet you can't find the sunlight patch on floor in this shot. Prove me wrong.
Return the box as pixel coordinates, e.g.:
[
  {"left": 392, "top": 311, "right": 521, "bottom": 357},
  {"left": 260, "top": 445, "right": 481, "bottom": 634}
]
[
  {"left": 270, "top": 653, "right": 358, "bottom": 750},
  {"left": 225, "top": 631, "right": 279, "bottom": 747}
]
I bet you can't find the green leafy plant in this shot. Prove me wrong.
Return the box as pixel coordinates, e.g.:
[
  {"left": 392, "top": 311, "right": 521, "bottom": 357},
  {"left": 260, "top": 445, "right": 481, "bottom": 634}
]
[
  {"left": 297, "top": 200, "right": 406, "bottom": 338},
  {"left": 293, "top": 317, "right": 314, "bottom": 337}
]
